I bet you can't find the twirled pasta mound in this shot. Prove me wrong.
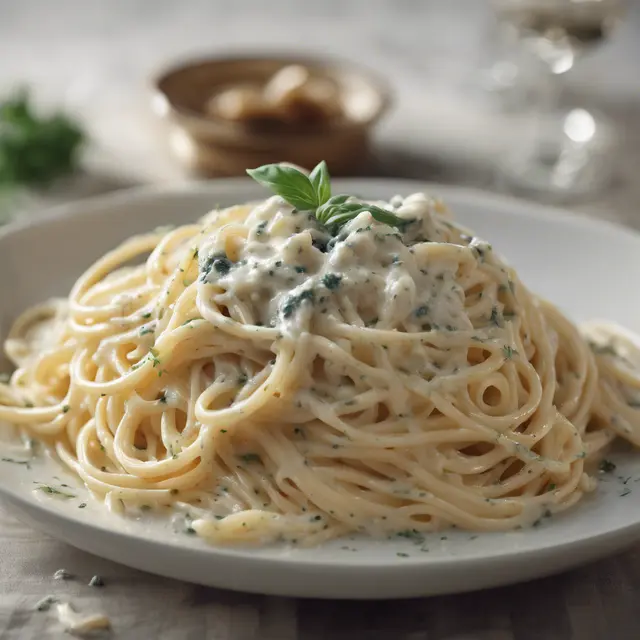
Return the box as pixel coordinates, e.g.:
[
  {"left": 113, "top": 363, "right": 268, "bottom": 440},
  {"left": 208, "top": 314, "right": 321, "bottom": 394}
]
[{"left": 2, "top": 191, "right": 640, "bottom": 545}]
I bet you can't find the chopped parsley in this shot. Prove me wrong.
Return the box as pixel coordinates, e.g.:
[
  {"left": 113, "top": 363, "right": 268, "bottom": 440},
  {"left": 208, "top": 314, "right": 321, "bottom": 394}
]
[
  {"left": 36, "top": 485, "right": 75, "bottom": 499},
  {"left": 396, "top": 529, "right": 425, "bottom": 544},
  {"left": 502, "top": 345, "right": 518, "bottom": 360},
  {"left": 599, "top": 459, "right": 616, "bottom": 473},
  {"left": 240, "top": 453, "right": 262, "bottom": 464},
  {"left": 200, "top": 252, "right": 233, "bottom": 279},
  {"left": 322, "top": 273, "right": 342, "bottom": 290},
  {"left": 281, "top": 289, "right": 315, "bottom": 319},
  {"left": 148, "top": 348, "right": 161, "bottom": 368},
  {"left": 255, "top": 221, "right": 268, "bottom": 236},
  {"left": 1, "top": 457, "right": 30, "bottom": 467}
]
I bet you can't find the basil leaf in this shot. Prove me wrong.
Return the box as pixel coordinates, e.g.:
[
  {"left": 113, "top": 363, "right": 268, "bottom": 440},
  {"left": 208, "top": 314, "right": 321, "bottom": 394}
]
[
  {"left": 246, "top": 161, "right": 409, "bottom": 236},
  {"left": 325, "top": 212, "right": 361, "bottom": 234},
  {"left": 309, "top": 161, "right": 331, "bottom": 205},
  {"left": 316, "top": 197, "right": 356, "bottom": 224},
  {"left": 324, "top": 194, "right": 350, "bottom": 206},
  {"left": 246, "top": 164, "right": 318, "bottom": 211},
  {"left": 366, "top": 205, "right": 406, "bottom": 228}
]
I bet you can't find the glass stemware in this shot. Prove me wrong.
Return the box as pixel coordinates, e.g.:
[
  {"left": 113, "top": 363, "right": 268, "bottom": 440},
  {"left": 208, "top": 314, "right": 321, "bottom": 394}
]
[{"left": 493, "top": 0, "right": 624, "bottom": 199}]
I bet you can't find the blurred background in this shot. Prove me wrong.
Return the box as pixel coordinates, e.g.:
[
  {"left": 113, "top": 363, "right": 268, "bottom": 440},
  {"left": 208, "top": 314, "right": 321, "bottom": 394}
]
[{"left": 1, "top": 0, "right": 639, "bottom": 223}]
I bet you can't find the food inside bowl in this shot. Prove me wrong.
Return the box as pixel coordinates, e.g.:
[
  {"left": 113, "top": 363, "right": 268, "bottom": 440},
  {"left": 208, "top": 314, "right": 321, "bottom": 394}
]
[{"left": 205, "top": 65, "right": 343, "bottom": 130}]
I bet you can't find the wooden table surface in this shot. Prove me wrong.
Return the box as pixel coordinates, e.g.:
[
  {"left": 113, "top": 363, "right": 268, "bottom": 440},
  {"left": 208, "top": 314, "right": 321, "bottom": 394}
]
[{"left": 1, "top": 1, "right": 640, "bottom": 638}]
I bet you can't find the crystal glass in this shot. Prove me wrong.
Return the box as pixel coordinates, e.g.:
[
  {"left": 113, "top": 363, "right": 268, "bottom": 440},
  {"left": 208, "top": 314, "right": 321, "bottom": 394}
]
[{"left": 493, "top": 0, "right": 623, "bottom": 199}]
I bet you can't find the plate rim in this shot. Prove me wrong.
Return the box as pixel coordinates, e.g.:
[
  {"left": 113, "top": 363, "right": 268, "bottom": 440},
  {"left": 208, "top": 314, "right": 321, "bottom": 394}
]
[{"left": 2, "top": 177, "right": 638, "bottom": 248}]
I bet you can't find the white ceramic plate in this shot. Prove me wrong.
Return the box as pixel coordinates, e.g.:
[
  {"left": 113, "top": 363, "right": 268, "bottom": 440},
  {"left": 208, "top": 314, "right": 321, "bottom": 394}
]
[{"left": 1, "top": 179, "right": 640, "bottom": 600}]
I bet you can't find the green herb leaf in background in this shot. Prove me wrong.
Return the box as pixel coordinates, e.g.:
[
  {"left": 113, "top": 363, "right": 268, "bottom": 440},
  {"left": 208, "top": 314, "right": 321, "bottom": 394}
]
[
  {"left": 247, "top": 160, "right": 407, "bottom": 236},
  {"left": 0, "top": 89, "right": 85, "bottom": 188}
]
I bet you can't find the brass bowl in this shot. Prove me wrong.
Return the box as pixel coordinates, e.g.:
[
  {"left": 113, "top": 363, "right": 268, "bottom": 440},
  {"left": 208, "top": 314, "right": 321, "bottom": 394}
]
[{"left": 152, "top": 54, "right": 392, "bottom": 176}]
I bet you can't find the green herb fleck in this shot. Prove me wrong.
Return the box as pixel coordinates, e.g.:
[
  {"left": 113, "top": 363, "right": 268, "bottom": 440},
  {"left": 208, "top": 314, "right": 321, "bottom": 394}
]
[
  {"left": 282, "top": 289, "right": 315, "bottom": 319},
  {"left": 397, "top": 529, "right": 425, "bottom": 544},
  {"left": 240, "top": 453, "right": 261, "bottom": 464},
  {"left": 200, "top": 252, "right": 233, "bottom": 280},
  {"left": 36, "top": 485, "right": 75, "bottom": 499},
  {"left": 148, "top": 348, "right": 161, "bottom": 368},
  {"left": 599, "top": 459, "right": 616, "bottom": 473},
  {"left": 502, "top": 345, "right": 518, "bottom": 360},
  {"left": 255, "top": 221, "right": 268, "bottom": 236},
  {"left": 1, "top": 457, "right": 30, "bottom": 467},
  {"left": 322, "top": 273, "right": 342, "bottom": 290}
]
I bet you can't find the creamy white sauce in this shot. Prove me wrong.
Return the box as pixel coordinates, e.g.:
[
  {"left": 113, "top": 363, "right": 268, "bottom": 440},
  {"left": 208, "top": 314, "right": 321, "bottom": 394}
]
[{"left": 200, "top": 193, "right": 472, "bottom": 345}]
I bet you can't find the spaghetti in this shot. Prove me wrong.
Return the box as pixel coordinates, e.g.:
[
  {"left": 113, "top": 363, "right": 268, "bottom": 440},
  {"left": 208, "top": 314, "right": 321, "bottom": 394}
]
[{"left": 1, "top": 187, "right": 639, "bottom": 545}]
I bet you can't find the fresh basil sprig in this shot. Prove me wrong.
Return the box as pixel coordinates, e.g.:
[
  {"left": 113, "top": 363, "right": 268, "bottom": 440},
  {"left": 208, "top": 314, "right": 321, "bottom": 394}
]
[
  {"left": 246, "top": 161, "right": 406, "bottom": 235},
  {"left": 246, "top": 163, "right": 319, "bottom": 211}
]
